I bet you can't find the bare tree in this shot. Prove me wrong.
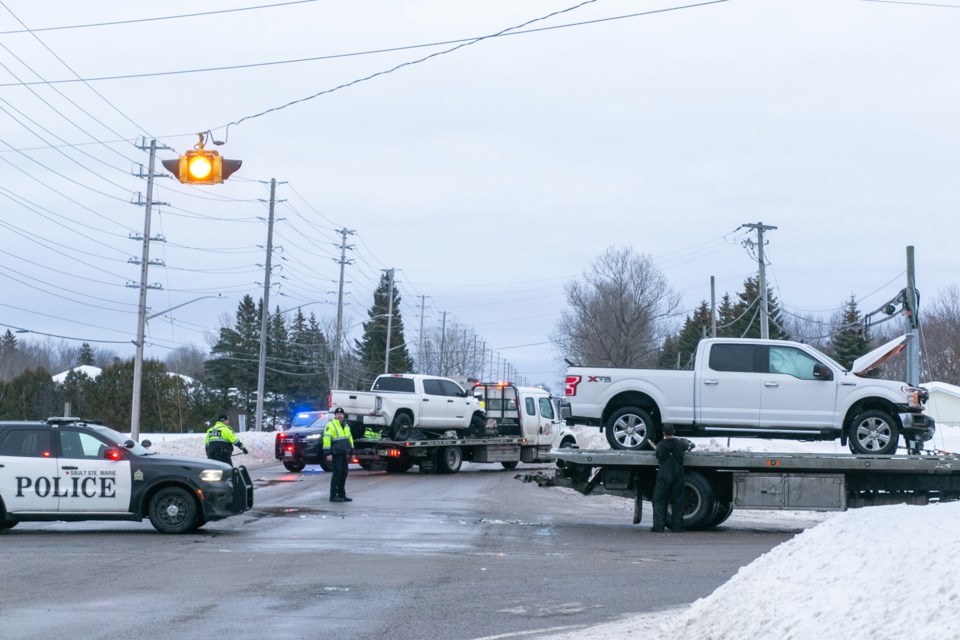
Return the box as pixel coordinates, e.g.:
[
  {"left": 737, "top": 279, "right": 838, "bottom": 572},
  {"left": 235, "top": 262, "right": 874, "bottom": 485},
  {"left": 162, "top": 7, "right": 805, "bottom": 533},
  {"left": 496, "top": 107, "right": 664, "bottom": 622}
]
[
  {"left": 164, "top": 345, "right": 209, "bottom": 379},
  {"left": 918, "top": 284, "right": 960, "bottom": 385},
  {"left": 553, "top": 246, "right": 681, "bottom": 368}
]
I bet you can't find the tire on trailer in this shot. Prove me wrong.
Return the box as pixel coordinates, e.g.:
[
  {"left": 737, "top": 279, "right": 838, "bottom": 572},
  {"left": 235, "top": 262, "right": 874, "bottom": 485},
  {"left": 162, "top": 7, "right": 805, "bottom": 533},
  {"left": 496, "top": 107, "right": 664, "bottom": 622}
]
[
  {"left": 501, "top": 461, "right": 519, "bottom": 470},
  {"left": 391, "top": 412, "right": 414, "bottom": 441},
  {"left": 604, "top": 406, "right": 655, "bottom": 451},
  {"left": 848, "top": 410, "right": 900, "bottom": 455},
  {"left": 670, "top": 471, "right": 718, "bottom": 531},
  {"left": 283, "top": 460, "right": 306, "bottom": 472},
  {"left": 706, "top": 502, "right": 734, "bottom": 528},
  {"left": 148, "top": 486, "right": 200, "bottom": 534},
  {"left": 437, "top": 446, "right": 463, "bottom": 474}
]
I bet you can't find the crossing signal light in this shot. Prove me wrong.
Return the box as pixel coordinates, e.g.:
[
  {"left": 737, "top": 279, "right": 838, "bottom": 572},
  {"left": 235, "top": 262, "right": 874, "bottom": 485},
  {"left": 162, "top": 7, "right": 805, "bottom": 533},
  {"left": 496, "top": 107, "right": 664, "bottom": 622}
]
[{"left": 162, "top": 149, "right": 242, "bottom": 185}]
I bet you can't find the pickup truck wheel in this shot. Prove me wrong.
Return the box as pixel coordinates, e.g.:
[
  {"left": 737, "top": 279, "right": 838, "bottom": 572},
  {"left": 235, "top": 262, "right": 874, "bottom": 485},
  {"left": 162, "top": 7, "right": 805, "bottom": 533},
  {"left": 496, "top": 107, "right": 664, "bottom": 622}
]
[
  {"left": 469, "top": 414, "right": 487, "bottom": 438},
  {"left": 673, "top": 471, "right": 718, "bottom": 531},
  {"left": 501, "top": 461, "right": 519, "bottom": 470},
  {"left": 148, "top": 487, "right": 199, "bottom": 534},
  {"left": 848, "top": 410, "right": 900, "bottom": 455},
  {"left": 391, "top": 413, "right": 414, "bottom": 441},
  {"left": 282, "top": 461, "right": 306, "bottom": 472},
  {"left": 437, "top": 446, "right": 463, "bottom": 474},
  {"left": 605, "top": 407, "right": 654, "bottom": 450}
]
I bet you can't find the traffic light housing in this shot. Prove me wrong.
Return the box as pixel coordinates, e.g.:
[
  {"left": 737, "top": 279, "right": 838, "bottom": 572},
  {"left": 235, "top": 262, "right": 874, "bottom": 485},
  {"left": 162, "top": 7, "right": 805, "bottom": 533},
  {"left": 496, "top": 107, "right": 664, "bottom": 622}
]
[{"left": 162, "top": 149, "right": 242, "bottom": 185}]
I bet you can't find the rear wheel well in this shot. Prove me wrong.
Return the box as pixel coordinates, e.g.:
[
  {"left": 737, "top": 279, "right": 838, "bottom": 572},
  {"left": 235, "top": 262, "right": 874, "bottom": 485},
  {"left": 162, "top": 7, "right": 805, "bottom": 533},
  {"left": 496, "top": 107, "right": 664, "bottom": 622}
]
[{"left": 602, "top": 392, "right": 661, "bottom": 430}]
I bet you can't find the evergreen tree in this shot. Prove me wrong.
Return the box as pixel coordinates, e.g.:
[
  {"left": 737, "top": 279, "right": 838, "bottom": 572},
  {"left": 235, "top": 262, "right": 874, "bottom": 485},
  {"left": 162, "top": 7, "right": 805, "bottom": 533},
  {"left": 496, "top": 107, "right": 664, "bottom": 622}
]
[
  {"left": 725, "top": 277, "right": 789, "bottom": 340},
  {"left": 355, "top": 273, "right": 414, "bottom": 388},
  {"left": 287, "top": 311, "right": 329, "bottom": 410},
  {"left": 659, "top": 301, "right": 713, "bottom": 369},
  {"left": 829, "top": 295, "right": 872, "bottom": 372},
  {"left": 0, "top": 330, "right": 18, "bottom": 381},
  {"left": 0, "top": 368, "right": 59, "bottom": 419},
  {"left": 206, "top": 295, "right": 260, "bottom": 408},
  {"left": 77, "top": 343, "right": 95, "bottom": 367}
]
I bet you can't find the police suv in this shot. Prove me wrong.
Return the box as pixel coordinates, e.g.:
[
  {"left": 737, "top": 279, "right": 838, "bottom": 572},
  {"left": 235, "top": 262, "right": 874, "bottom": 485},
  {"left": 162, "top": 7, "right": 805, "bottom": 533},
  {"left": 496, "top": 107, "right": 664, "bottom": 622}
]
[{"left": 0, "top": 418, "right": 254, "bottom": 534}]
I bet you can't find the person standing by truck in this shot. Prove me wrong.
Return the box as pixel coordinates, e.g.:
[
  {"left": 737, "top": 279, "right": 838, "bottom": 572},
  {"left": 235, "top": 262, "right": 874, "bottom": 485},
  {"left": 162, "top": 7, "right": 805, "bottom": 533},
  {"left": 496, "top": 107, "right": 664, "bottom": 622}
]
[
  {"left": 651, "top": 424, "right": 694, "bottom": 532},
  {"left": 324, "top": 408, "right": 354, "bottom": 502},
  {"left": 205, "top": 414, "right": 248, "bottom": 466}
]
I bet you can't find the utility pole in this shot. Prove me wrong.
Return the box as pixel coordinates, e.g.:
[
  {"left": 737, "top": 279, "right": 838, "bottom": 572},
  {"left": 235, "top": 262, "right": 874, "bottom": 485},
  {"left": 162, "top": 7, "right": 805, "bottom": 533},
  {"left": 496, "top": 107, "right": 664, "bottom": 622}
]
[
  {"left": 383, "top": 268, "right": 395, "bottom": 373},
  {"left": 906, "top": 246, "right": 920, "bottom": 386},
  {"left": 331, "top": 228, "right": 355, "bottom": 389},
  {"left": 254, "top": 179, "right": 280, "bottom": 432},
  {"left": 439, "top": 311, "right": 447, "bottom": 376},
  {"left": 417, "top": 295, "right": 426, "bottom": 373},
  {"left": 130, "top": 139, "right": 168, "bottom": 441},
  {"left": 710, "top": 275, "right": 717, "bottom": 338},
  {"left": 742, "top": 222, "right": 777, "bottom": 339}
]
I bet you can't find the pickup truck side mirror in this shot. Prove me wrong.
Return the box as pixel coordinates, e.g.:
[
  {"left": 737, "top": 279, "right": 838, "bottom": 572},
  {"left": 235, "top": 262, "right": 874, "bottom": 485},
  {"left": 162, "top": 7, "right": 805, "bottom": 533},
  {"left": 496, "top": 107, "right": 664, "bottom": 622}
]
[{"left": 813, "top": 363, "right": 834, "bottom": 381}]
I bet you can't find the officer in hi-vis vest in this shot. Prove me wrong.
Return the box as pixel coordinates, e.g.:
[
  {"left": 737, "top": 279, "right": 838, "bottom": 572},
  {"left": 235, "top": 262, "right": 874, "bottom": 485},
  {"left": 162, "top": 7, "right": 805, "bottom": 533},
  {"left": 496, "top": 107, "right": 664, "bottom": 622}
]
[
  {"left": 205, "top": 414, "right": 248, "bottom": 466},
  {"left": 323, "top": 408, "right": 354, "bottom": 502}
]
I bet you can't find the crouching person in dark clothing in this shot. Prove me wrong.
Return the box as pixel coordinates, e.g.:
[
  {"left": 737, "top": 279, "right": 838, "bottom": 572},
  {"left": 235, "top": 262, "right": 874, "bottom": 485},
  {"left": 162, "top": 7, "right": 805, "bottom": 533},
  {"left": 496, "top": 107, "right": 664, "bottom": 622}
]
[{"left": 651, "top": 424, "right": 694, "bottom": 532}]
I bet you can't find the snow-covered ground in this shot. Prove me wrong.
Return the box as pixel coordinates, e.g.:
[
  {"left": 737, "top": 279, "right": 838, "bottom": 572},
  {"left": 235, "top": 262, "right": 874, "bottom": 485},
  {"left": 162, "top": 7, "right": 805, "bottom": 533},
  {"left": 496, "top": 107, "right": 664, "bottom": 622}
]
[{"left": 141, "top": 426, "right": 960, "bottom": 640}]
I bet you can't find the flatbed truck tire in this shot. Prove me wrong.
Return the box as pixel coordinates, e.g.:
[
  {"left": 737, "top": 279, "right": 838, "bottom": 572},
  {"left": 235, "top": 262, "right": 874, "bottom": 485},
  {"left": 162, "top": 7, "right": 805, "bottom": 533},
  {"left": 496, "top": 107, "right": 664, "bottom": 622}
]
[
  {"left": 677, "top": 471, "right": 718, "bottom": 531},
  {"left": 501, "top": 461, "right": 519, "bottom": 470},
  {"left": 707, "top": 502, "right": 734, "bottom": 527},
  {"left": 437, "top": 446, "right": 463, "bottom": 474}
]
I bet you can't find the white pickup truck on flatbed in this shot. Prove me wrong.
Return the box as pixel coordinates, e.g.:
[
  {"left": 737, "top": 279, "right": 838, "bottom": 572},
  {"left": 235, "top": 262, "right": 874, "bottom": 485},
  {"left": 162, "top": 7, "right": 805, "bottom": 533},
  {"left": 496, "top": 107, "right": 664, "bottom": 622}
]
[
  {"left": 564, "top": 336, "right": 935, "bottom": 455},
  {"left": 330, "top": 373, "right": 486, "bottom": 440}
]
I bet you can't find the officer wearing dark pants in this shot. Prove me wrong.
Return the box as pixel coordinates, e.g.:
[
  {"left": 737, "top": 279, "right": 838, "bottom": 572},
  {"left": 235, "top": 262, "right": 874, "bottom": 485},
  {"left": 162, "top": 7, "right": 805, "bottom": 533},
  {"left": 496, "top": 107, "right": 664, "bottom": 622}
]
[
  {"left": 651, "top": 424, "right": 694, "bottom": 532},
  {"left": 324, "top": 408, "right": 354, "bottom": 503},
  {"left": 205, "top": 414, "right": 248, "bottom": 467}
]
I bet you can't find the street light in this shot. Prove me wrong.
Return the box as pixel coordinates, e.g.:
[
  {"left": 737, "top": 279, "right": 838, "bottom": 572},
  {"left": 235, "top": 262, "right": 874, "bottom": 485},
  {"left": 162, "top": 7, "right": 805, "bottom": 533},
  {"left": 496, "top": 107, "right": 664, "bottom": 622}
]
[{"left": 131, "top": 295, "right": 221, "bottom": 441}]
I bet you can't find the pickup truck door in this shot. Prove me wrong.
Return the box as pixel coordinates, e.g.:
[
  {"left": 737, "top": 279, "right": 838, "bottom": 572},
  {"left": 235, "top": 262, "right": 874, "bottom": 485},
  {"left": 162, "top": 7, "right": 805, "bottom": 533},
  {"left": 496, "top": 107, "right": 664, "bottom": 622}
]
[
  {"left": 759, "top": 345, "right": 837, "bottom": 429},
  {"left": 440, "top": 380, "right": 472, "bottom": 427},
  {"left": 696, "top": 343, "right": 762, "bottom": 427},
  {"left": 420, "top": 379, "right": 447, "bottom": 428}
]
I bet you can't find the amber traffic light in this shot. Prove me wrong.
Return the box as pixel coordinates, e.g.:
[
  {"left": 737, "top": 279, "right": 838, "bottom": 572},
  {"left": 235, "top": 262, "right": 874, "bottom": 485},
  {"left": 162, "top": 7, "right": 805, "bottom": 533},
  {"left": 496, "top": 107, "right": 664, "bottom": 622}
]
[{"left": 162, "top": 149, "right": 242, "bottom": 185}]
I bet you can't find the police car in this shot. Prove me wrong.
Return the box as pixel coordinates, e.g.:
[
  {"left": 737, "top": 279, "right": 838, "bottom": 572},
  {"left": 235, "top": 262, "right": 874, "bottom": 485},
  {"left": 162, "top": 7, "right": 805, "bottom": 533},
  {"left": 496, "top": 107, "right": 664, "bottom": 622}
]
[{"left": 0, "top": 418, "right": 254, "bottom": 534}]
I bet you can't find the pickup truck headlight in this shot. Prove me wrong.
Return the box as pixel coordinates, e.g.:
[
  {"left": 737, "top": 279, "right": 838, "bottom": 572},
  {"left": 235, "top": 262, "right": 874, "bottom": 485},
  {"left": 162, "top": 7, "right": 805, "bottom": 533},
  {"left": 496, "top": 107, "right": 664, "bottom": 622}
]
[
  {"left": 305, "top": 433, "right": 322, "bottom": 441},
  {"left": 200, "top": 469, "right": 224, "bottom": 482},
  {"left": 902, "top": 386, "right": 926, "bottom": 407}
]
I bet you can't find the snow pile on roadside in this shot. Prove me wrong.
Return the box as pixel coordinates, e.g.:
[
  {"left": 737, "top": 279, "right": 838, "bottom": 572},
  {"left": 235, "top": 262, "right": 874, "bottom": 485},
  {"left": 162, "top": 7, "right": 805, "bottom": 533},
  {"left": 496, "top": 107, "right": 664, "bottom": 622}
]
[
  {"left": 537, "top": 501, "right": 960, "bottom": 640},
  {"left": 139, "top": 431, "right": 280, "bottom": 469}
]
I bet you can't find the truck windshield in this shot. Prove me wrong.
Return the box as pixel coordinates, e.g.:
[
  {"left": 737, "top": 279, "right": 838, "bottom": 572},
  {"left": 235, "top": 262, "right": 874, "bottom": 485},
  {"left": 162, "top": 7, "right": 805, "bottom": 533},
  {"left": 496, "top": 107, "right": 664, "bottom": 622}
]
[{"left": 373, "top": 376, "right": 415, "bottom": 393}]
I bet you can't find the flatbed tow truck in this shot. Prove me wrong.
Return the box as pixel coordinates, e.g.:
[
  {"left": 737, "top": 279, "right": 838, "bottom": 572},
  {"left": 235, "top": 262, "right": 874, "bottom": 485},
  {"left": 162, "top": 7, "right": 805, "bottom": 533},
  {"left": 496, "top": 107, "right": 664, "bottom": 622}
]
[{"left": 526, "top": 448, "right": 960, "bottom": 530}]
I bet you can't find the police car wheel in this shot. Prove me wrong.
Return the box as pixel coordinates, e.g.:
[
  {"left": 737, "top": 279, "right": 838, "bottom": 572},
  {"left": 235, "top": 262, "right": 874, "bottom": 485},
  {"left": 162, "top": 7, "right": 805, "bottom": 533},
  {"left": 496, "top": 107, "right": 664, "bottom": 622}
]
[
  {"left": 0, "top": 519, "right": 19, "bottom": 531},
  {"left": 148, "top": 487, "right": 199, "bottom": 534}
]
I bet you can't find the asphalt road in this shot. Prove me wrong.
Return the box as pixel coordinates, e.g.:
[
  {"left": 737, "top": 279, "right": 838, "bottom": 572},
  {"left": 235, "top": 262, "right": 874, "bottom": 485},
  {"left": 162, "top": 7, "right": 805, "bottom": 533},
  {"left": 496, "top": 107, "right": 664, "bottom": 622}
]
[{"left": 0, "top": 462, "right": 822, "bottom": 640}]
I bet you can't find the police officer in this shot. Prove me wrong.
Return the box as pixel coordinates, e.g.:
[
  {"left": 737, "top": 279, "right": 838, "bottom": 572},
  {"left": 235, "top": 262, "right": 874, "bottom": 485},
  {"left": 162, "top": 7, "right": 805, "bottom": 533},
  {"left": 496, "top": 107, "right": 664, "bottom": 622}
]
[
  {"left": 324, "top": 408, "right": 354, "bottom": 502},
  {"left": 651, "top": 424, "right": 694, "bottom": 533},
  {"left": 205, "top": 414, "right": 248, "bottom": 466}
]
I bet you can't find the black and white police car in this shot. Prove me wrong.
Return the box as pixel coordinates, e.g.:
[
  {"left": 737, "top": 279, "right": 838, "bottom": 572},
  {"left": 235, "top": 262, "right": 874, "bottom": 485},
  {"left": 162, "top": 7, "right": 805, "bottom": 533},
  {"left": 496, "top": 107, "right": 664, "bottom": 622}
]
[{"left": 0, "top": 418, "right": 254, "bottom": 534}]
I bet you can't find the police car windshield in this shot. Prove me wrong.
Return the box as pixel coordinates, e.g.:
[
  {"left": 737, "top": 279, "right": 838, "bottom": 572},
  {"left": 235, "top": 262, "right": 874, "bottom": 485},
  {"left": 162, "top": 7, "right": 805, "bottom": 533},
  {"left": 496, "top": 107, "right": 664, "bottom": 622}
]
[{"left": 86, "top": 424, "right": 155, "bottom": 455}]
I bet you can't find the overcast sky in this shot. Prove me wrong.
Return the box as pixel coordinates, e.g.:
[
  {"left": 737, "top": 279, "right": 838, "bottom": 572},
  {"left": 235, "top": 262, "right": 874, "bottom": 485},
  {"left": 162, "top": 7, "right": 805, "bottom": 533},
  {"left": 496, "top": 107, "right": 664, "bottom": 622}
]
[{"left": 1, "top": 0, "right": 957, "bottom": 390}]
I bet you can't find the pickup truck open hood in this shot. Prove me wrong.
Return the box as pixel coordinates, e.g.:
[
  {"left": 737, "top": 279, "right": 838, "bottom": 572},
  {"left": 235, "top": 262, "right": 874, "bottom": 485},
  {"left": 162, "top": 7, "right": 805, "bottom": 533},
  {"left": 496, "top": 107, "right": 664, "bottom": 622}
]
[{"left": 851, "top": 334, "right": 909, "bottom": 375}]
